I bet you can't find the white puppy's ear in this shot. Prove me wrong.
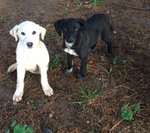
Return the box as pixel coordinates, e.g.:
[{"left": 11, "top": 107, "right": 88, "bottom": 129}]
[
  {"left": 10, "top": 25, "right": 19, "bottom": 41},
  {"left": 39, "top": 26, "right": 46, "bottom": 40}
]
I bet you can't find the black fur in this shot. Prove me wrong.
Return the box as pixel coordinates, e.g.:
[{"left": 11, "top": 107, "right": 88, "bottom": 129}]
[{"left": 54, "top": 13, "right": 115, "bottom": 79}]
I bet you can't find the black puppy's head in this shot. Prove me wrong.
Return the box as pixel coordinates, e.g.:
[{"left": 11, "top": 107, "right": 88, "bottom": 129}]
[{"left": 54, "top": 18, "right": 86, "bottom": 44}]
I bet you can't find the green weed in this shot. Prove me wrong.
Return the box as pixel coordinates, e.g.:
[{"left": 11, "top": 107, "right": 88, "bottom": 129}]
[
  {"left": 113, "top": 56, "right": 127, "bottom": 65},
  {"left": 105, "top": 67, "right": 112, "bottom": 75},
  {"left": 120, "top": 103, "right": 140, "bottom": 121},
  {"left": 7, "top": 120, "right": 33, "bottom": 133},
  {"left": 52, "top": 54, "right": 61, "bottom": 65},
  {"left": 110, "top": 103, "right": 140, "bottom": 132},
  {"left": 90, "top": 0, "right": 103, "bottom": 5},
  {"left": 89, "top": 129, "right": 95, "bottom": 133},
  {"left": 73, "top": 87, "right": 100, "bottom": 107},
  {"left": 32, "top": 103, "right": 42, "bottom": 110},
  {"left": 50, "top": 54, "right": 61, "bottom": 68},
  {"left": 13, "top": 124, "right": 33, "bottom": 133}
]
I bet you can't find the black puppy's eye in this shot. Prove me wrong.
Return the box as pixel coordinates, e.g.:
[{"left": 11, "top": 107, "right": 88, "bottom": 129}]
[
  {"left": 21, "top": 32, "right": 25, "bottom": 35},
  {"left": 32, "top": 31, "right": 36, "bottom": 35},
  {"left": 74, "top": 27, "right": 78, "bottom": 31}
]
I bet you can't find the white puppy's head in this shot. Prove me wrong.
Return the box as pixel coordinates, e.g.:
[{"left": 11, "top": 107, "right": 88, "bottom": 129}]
[{"left": 10, "top": 21, "right": 46, "bottom": 48}]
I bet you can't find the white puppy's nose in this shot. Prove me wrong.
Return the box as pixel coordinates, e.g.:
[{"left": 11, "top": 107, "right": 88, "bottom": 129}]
[{"left": 27, "top": 42, "right": 33, "bottom": 48}]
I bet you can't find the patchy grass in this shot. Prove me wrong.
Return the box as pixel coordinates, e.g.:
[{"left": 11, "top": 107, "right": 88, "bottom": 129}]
[
  {"left": 73, "top": 87, "right": 100, "bottom": 108},
  {"left": 131, "top": 24, "right": 144, "bottom": 34},
  {"left": 50, "top": 53, "right": 61, "bottom": 69},
  {"left": 74, "top": 0, "right": 83, "bottom": 8}
]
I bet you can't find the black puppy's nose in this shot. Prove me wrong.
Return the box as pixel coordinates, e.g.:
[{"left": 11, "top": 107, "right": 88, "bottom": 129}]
[
  {"left": 27, "top": 42, "right": 33, "bottom": 48},
  {"left": 68, "top": 37, "right": 74, "bottom": 43}
]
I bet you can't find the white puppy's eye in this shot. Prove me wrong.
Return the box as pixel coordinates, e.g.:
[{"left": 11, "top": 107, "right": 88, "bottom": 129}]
[
  {"left": 21, "top": 32, "right": 25, "bottom": 35},
  {"left": 32, "top": 31, "right": 36, "bottom": 35}
]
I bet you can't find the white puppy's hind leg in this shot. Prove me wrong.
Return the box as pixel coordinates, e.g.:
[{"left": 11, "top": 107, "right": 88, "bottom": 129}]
[
  {"left": 40, "top": 65, "right": 53, "bottom": 96},
  {"left": 7, "top": 63, "right": 17, "bottom": 73}
]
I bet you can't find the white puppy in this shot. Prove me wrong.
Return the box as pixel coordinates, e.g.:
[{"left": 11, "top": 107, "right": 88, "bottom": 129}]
[{"left": 7, "top": 21, "right": 53, "bottom": 103}]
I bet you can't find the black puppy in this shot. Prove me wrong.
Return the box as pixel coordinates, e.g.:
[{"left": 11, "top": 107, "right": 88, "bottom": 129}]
[{"left": 54, "top": 13, "right": 115, "bottom": 79}]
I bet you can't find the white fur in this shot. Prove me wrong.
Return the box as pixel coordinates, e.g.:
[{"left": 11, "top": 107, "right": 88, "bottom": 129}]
[
  {"left": 65, "top": 40, "right": 74, "bottom": 48},
  {"left": 66, "top": 68, "right": 73, "bottom": 74},
  {"left": 7, "top": 21, "right": 53, "bottom": 103},
  {"left": 64, "top": 41, "right": 78, "bottom": 56},
  {"left": 64, "top": 48, "right": 78, "bottom": 56}
]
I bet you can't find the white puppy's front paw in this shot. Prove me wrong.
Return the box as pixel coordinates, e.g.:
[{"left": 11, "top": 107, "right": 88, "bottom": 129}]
[
  {"left": 43, "top": 85, "right": 53, "bottom": 96},
  {"left": 13, "top": 91, "right": 23, "bottom": 103}
]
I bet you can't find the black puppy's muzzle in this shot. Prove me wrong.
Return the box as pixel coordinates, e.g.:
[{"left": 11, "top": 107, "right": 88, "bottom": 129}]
[
  {"left": 27, "top": 42, "right": 33, "bottom": 48},
  {"left": 65, "top": 33, "right": 76, "bottom": 43},
  {"left": 67, "top": 36, "right": 75, "bottom": 43}
]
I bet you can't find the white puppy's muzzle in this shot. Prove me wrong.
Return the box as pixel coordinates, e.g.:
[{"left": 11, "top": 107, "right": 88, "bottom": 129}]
[{"left": 26, "top": 42, "right": 33, "bottom": 48}]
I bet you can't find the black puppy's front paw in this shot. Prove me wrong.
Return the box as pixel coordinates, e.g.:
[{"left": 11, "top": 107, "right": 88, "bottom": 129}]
[
  {"left": 105, "top": 52, "right": 113, "bottom": 58},
  {"left": 65, "top": 68, "right": 73, "bottom": 75},
  {"left": 77, "top": 74, "right": 84, "bottom": 80}
]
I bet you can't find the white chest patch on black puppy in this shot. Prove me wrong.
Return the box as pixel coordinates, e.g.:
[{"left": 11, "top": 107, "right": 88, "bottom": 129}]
[
  {"left": 64, "top": 48, "right": 78, "bottom": 56},
  {"left": 64, "top": 41, "right": 78, "bottom": 56},
  {"left": 65, "top": 40, "right": 73, "bottom": 48}
]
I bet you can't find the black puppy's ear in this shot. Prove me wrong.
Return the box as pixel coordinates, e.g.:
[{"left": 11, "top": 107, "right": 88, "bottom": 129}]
[
  {"left": 54, "top": 19, "right": 65, "bottom": 36},
  {"left": 77, "top": 18, "right": 86, "bottom": 28}
]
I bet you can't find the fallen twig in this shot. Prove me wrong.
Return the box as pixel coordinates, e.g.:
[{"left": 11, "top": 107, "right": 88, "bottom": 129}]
[{"left": 109, "top": 120, "right": 123, "bottom": 133}]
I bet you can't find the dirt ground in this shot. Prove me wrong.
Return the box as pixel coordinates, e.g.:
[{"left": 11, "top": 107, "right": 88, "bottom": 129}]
[{"left": 0, "top": 0, "right": 150, "bottom": 132}]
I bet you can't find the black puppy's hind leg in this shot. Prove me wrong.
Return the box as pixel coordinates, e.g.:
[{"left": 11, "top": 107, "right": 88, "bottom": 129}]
[
  {"left": 102, "top": 34, "right": 113, "bottom": 58},
  {"left": 65, "top": 54, "right": 74, "bottom": 75},
  {"left": 89, "top": 44, "right": 96, "bottom": 53},
  {"left": 78, "top": 57, "right": 88, "bottom": 80},
  {"left": 106, "top": 41, "right": 113, "bottom": 58}
]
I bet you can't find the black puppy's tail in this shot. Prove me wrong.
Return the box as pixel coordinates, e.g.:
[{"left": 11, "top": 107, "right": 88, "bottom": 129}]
[
  {"left": 110, "top": 24, "right": 116, "bottom": 34},
  {"left": 106, "top": 11, "right": 116, "bottom": 34}
]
